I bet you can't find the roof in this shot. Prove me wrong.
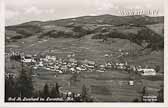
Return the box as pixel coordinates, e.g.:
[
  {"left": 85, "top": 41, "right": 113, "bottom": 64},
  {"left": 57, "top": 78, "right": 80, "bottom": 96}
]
[{"left": 141, "top": 68, "right": 156, "bottom": 72}]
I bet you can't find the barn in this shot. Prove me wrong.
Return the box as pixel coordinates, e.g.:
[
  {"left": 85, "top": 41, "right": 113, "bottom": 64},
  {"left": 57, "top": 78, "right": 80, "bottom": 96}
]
[{"left": 139, "top": 68, "right": 156, "bottom": 76}]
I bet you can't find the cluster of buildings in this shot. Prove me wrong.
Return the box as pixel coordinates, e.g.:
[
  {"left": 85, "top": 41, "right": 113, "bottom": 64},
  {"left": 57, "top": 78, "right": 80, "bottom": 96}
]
[
  {"left": 29, "top": 54, "right": 96, "bottom": 74},
  {"left": 18, "top": 53, "right": 157, "bottom": 76},
  {"left": 6, "top": 50, "right": 157, "bottom": 78}
]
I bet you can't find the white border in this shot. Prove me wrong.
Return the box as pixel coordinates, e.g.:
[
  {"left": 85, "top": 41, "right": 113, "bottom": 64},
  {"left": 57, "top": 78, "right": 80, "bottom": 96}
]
[
  {"left": 0, "top": 0, "right": 168, "bottom": 107},
  {"left": 0, "top": 0, "right": 5, "bottom": 105}
]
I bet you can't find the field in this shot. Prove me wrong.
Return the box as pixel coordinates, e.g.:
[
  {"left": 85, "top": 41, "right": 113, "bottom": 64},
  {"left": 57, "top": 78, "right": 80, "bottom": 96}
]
[{"left": 5, "top": 33, "right": 164, "bottom": 102}]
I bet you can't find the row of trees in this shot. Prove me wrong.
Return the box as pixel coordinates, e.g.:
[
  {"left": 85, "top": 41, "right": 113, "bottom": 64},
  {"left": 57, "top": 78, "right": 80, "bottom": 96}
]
[
  {"left": 5, "top": 68, "right": 34, "bottom": 101},
  {"left": 10, "top": 54, "right": 21, "bottom": 61},
  {"left": 5, "top": 64, "right": 92, "bottom": 102},
  {"left": 35, "top": 83, "right": 60, "bottom": 99},
  {"left": 39, "top": 25, "right": 92, "bottom": 39}
]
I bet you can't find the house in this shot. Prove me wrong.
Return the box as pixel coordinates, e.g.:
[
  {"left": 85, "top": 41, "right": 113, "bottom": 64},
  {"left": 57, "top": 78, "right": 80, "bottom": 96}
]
[
  {"left": 99, "top": 65, "right": 105, "bottom": 70},
  {"left": 33, "top": 66, "right": 38, "bottom": 70},
  {"left": 45, "top": 67, "right": 51, "bottom": 71},
  {"left": 86, "top": 64, "right": 94, "bottom": 69},
  {"left": 56, "top": 70, "right": 63, "bottom": 74},
  {"left": 138, "top": 68, "right": 156, "bottom": 76},
  {"left": 50, "top": 56, "right": 56, "bottom": 61},
  {"left": 97, "top": 70, "right": 105, "bottom": 73},
  {"left": 129, "top": 80, "right": 134, "bottom": 86},
  {"left": 104, "top": 54, "right": 109, "bottom": 57},
  {"left": 61, "top": 65, "right": 68, "bottom": 72},
  {"left": 38, "top": 61, "right": 44, "bottom": 67},
  {"left": 129, "top": 65, "right": 136, "bottom": 71},
  {"left": 54, "top": 65, "right": 60, "bottom": 69},
  {"left": 116, "top": 63, "right": 126, "bottom": 69},
  {"left": 21, "top": 55, "right": 36, "bottom": 63},
  {"left": 76, "top": 67, "right": 82, "bottom": 71},
  {"left": 70, "top": 67, "right": 75, "bottom": 72},
  {"left": 77, "top": 66, "right": 86, "bottom": 71},
  {"left": 45, "top": 55, "right": 56, "bottom": 61},
  {"left": 43, "top": 58, "right": 49, "bottom": 62},
  {"left": 105, "top": 62, "right": 113, "bottom": 68}
]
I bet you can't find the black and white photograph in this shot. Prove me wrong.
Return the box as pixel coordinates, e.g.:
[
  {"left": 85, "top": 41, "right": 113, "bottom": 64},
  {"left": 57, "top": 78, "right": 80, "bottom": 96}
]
[{"left": 3, "top": 0, "right": 166, "bottom": 105}]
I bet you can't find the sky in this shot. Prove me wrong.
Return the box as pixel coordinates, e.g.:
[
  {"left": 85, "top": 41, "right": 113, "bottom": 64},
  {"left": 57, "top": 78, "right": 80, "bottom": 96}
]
[{"left": 5, "top": 0, "right": 164, "bottom": 26}]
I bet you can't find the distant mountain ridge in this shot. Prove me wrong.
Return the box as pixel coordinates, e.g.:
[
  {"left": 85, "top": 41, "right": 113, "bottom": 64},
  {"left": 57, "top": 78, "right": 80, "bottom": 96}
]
[
  {"left": 5, "top": 14, "right": 164, "bottom": 51},
  {"left": 6, "top": 14, "right": 164, "bottom": 27}
]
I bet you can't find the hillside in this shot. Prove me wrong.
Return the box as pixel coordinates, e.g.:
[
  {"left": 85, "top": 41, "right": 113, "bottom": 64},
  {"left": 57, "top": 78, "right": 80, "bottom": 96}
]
[{"left": 5, "top": 15, "right": 164, "bottom": 51}]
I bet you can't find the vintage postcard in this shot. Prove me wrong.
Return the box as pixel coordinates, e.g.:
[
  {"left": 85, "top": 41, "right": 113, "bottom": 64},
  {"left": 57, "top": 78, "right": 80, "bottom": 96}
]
[{"left": 0, "top": 0, "right": 168, "bottom": 107}]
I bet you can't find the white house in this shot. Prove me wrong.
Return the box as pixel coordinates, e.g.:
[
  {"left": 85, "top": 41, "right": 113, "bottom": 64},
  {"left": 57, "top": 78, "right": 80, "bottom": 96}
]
[
  {"left": 45, "top": 55, "right": 56, "bottom": 61},
  {"left": 139, "top": 68, "right": 156, "bottom": 76},
  {"left": 70, "top": 67, "right": 75, "bottom": 72},
  {"left": 116, "top": 63, "right": 125, "bottom": 69},
  {"left": 58, "top": 70, "right": 63, "bottom": 74},
  {"left": 33, "top": 66, "right": 38, "bottom": 70},
  {"left": 21, "top": 55, "right": 36, "bottom": 63},
  {"left": 129, "top": 80, "right": 134, "bottom": 86},
  {"left": 76, "top": 67, "right": 82, "bottom": 71},
  {"left": 38, "top": 61, "right": 44, "bottom": 67}
]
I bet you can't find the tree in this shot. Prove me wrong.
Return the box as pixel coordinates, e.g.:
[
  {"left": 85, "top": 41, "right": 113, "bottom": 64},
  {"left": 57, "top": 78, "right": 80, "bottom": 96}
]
[
  {"left": 80, "top": 85, "right": 94, "bottom": 102},
  {"left": 81, "top": 85, "right": 88, "bottom": 102},
  {"left": 10, "top": 54, "right": 21, "bottom": 61},
  {"left": 5, "top": 75, "right": 17, "bottom": 101},
  {"left": 15, "top": 67, "right": 34, "bottom": 98},
  {"left": 155, "top": 65, "right": 160, "bottom": 73},
  {"left": 158, "top": 86, "right": 164, "bottom": 102},
  {"left": 142, "top": 86, "right": 146, "bottom": 95},
  {"left": 55, "top": 83, "right": 60, "bottom": 97},
  {"left": 43, "top": 83, "right": 49, "bottom": 98},
  {"left": 50, "top": 83, "right": 60, "bottom": 98},
  {"left": 102, "top": 35, "right": 108, "bottom": 42},
  {"left": 141, "top": 86, "right": 147, "bottom": 102}
]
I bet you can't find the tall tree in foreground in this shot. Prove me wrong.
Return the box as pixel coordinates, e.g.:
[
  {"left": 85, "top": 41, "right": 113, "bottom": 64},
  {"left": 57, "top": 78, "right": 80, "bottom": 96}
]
[
  {"left": 141, "top": 86, "right": 147, "bottom": 102},
  {"left": 81, "top": 85, "right": 88, "bottom": 102},
  {"left": 15, "top": 65, "right": 34, "bottom": 98},
  {"left": 43, "top": 83, "right": 49, "bottom": 99},
  {"left": 154, "top": 65, "right": 160, "bottom": 73},
  {"left": 158, "top": 85, "right": 164, "bottom": 102},
  {"left": 81, "top": 84, "right": 94, "bottom": 102},
  {"left": 50, "top": 83, "right": 60, "bottom": 98},
  {"left": 5, "top": 75, "right": 17, "bottom": 101}
]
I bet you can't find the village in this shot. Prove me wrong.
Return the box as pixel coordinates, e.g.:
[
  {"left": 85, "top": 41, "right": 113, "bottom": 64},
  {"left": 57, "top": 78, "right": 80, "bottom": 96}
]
[{"left": 6, "top": 50, "right": 158, "bottom": 83}]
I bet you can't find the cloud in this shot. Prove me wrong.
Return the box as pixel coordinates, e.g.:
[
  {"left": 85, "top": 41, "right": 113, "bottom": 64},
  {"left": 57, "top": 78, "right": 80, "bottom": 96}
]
[
  {"left": 24, "top": 6, "right": 55, "bottom": 15},
  {"left": 24, "top": 6, "right": 42, "bottom": 14},
  {"left": 6, "top": 10, "right": 19, "bottom": 19}
]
